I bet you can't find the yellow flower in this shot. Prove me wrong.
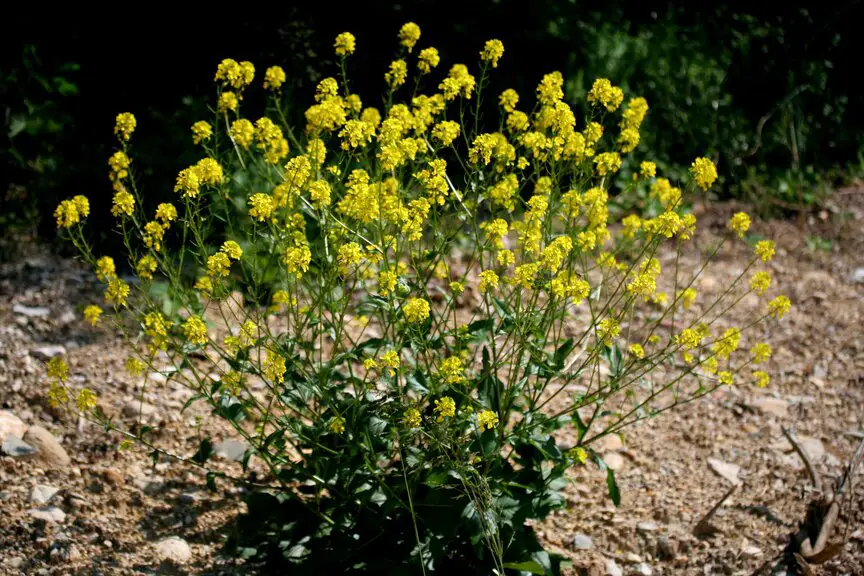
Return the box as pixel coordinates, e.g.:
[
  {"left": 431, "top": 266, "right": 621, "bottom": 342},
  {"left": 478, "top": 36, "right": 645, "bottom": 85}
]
[
  {"left": 207, "top": 252, "right": 231, "bottom": 278},
  {"left": 754, "top": 240, "right": 776, "bottom": 262},
  {"left": 728, "top": 212, "right": 751, "bottom": 238},
  {"left": 675, "top": 327, "right": 703, "bottom": 350},
  {"left": 155, "top": 203, "right": 177, "bottom": 224},
  {"left": 618, "top": 127, "right": 640, "bottom": 153},
  {"left": 403, "top": 408, "right": 422, "bottom": 428},
  {"left": 385, "top": 60, "right": 408, "bottom": 89},
  {"left": 751, "top": 343, "right": 772, "bottom": 364},
  {"left": 195, "top": 158, "right": 224, "bottom": 186},
  {"left": 640, "top": 161, "right": 657, "bottom": 178},
  {"left": 594, "top": 152, "right": 622, "bottom": 176},
  {"left": 108, "top": 151, "right": 131, "bottom": 180},
  {"left": 380, "top": 350, "right": 400, "bottom": 376},
  {"left": 263, "top": 66, "right": 286, "bottom": 90},
  {"left": 514, "top": 263, "right": 539, "bottom": 289},
  {"left": 753, "top": 371, "right": 770, "bottom": 388},
  {"left": 191, "top": 121, "right": 213, "bottom": 144},
  {"left": 450, "top": 281, "right": 465, "bottom": 295},
  {"left": 690, "top": 157, "right": 718, "bottom": 191},
  {"left": 477, "top": 410, "right": 499, "bottom": 432},
  {"left": 480, "top": 39, "right": 504, "bottom": 67},
  {"left": 628, "top": 344, "right": 645, "bottom": 359},
  {"left": 621, "top": 97, "right": 649, "bottom": 129},
  {"left": 622, "top": 214, "right": 642, "bottom": 238},
  {"left": 597, "top": 318, "right": 620, "bottom": 346},
  {"left": 111, "top": 190, "right": 135, "bottom": 217},
  {"left": 431, "top": 121, "right": 460, "bottom": 146},
  {"left": 218, "top": 91, "right": 239, "bottom": 113},
  {"left": 364, "top": 358, "right": 378, "bottom": 371},
  {"left": 679, "top": 287, "right": 697, "bottom": 309},
  {"left": 264, "top": 351, "right": 287, "bottom": 383},
  {"left": 768, "top": 295, "right": 791, "bottom": 319},
  {"left": 105, "top": 278, "right": 130, "bottom": 307},
  {"left": 230, "top": 119, "right": 255, "bottom": 149},
  {"left": 434, "top": 396, "right": 456, "bottom": 421},
  {"left": 136, "top": 255, "right": 157, "bottom": 281},
  {"left": 568, "top": 446, "right": 588, "bottom": 465},
  {"left": 143, "top": 221, "right": 166, "bottom": 252},
  {"left": 339, "top": 119, "right": 376, "bottom": 149},
  {"left": 114, "top": 112, "right": 136, "bottom": 141},
  {"left": 337, "top": 242, "right": 364, "bottom": 269},
  {"left": 438, "top": 357, "right": 465, "bottom": 384},
  {"left": 378, "top": 270, "right": 398, "bottom": 296},
  {"left": 54, "top": 196, "right": 90, "bottom": 228},
  {"left": 587, "top": 78, "right": 624, "bottom": 112},
  {"left": 76, "top": 388, "right": 98, "bottom": 412},
  {"left": 403, "top": 297, "right": 430, "bottom": 323},
  {"left": 329, "top": 417, "right": 346, "bottom": 435},
  {"left": 47, "top": 382, "right": 69, "bottom": 408},
  {"left": 499, "top": 88, "right": 519, "bottom": 112},
  {"left": 125, "top": 356, "right": 146, "bottom": 376},
  {"left": 309, "top": 180, "right": 331, "bottom": 209},
  {"left": 750, "top": 271, "right": 772, "bottom": 295},
  {"left": 712, "top": 327, "right": 741, "bottom": 359},
  {"left": 248, "top": 193, "right": 275, "bottom": 222},
  {"left": 95, "top": 256, "right": 116, "bottom": 282},
  {"left": 194, "top": 276, "right": 213, "bottom": 293},
  {"left": 719, "top": 371, "right": 734, "bottom": 386},
  {"left": 220, "top": 240, "right": 242, "bottom": 260},
  {"left": 439, "top": 64, "right": 476, "bottom": 100},
  {"left": 47, "top": 356, "right": 69, "bottom": 382},
  {"left": 334, "top": 32, "right": 356, "bottom": 56},
  {"left": 399, "top": 22, "right": 421, "bottom": 52},
  {"left": 498, "top": 249, "right": 515, "bottom": 267},
  {"left": 83, "top": 305, "right": 102, "bottom": 326},
  {"left": 284, "top": 245, "right": 312, "bottom": 279},
  {"left": 174, "top": 167, "right": 201, "bottom": 198},
  {"left": 537, "top": 72, "right": 563, "bottom": 105},
  {"left": 360, "top": 108, "right": 381, "bottom": 130},
  {"left": 417, "top": 47, "right": 440, "bottom": 74},
  {"left": 183, "top": 316, "right": 208, "bottom": 345}
]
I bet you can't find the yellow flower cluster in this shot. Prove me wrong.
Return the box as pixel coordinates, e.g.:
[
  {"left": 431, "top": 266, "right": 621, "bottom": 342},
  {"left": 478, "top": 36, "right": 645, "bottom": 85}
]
[
  {"left": 418, "top": 47, "right": 440, "bottom": 74},
  {"left": 83, "top": 305, "right": 102, "bottom": 326},
  {"left": 54, "top": 195, "right": 90, "bottom": 228},
  {"left": 477, "top": 410, "right": 499, "bottom": 431},
  {"left": 403, "top": 297, "right": 430, "bottom": 323},
  {"left": 214, "top": 59, "right": 255, "bottom": 90},
  {"left": 263, "top": 66, "right": 286, "bottom": 90},
  {"left": 587, "top": 78, "right": 624, "bottom": 112},
  {"left": 183, "top": 316, "right": 208, "bottom": 345},
  {"left": 434, "top": 396, "right": 456, "bottom": 421},
  {"left": 114, "top": 112, "right": 136, "bottom": 141},
  {"left": 334, "top": 32, "right": 356, "bottom": 56},
  {"left": 480, "top": 39, "right": 504, "bottom": 68},
  {"left": 399, "top": 22, "right": 421, "bottom": 52}
]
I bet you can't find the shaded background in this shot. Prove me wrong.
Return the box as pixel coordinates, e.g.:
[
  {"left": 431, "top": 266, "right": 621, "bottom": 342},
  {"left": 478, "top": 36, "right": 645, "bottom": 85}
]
[{"left": 3, "top": 0, "right": 863, "bottom": 245}]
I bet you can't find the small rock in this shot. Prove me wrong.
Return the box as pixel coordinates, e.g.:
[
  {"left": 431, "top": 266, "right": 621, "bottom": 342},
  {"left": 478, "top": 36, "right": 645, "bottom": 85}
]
[
  {"left": 101, "top": 468, "right": 124, "bottom": 485},
  {"left": 155, "top": 536, "right": 192, "bottom": 564},
  {"left": 122, "top": 401, "right": 160, "bottom": 420},
  {"left": 748, "top": 397, "right": 789, "bottom": 418},
  {"left": 631, "top": 563, "right": 652, "bottom": 575},
  {"left": 31, "top": 485, "right": 61, "bottom": 504},
  {"left": 13, "top": 304, "right": 51, "bottom": 318},
  {"left": 7, "top": 557, "right": 25, "bottom": 569},
  {"left": 179, "top": 492, "right": 200, "bottom": 504},
  {"left": 796, "top": 435, "right": 825, "bottom": 462},
  {"left": 851, "top": 267, "right": 864, "bottom": 284},
  {"left": 2, "top": 435, "right": 38, "bottom": 458},
  {"left": 637, "top": 522, "right": 658, "bottom": 533},
  {"left": 596, "top": 434, "right": 624, "bottom": 452},
  {"left": 741, "top": 545, "right": 762, "bottom": 558},
  {"left": 23, "top": 426, "right": 70, "bottom": 467},
  {"left": 623, "top": 553, "right": 642, "bottom": 564},
  {"left": 572, "top": 533, "right": 594, "bottom": 550},
  {"left": 30, "top": 345, "right": 67, "bottom": 360},
  {"left": 707, "top": 458, "right": 740, "bottom": 485},
  {"left": 0, "top": 410, "right": 28, "bottom": 442},
  {"left": 214, "top": 439, "right": 248, "bottom": 462},
  {"left": 132, "top": 475, "right": 165, "bottom": 495},
  {"left": 606, "top": 559, "right": 623, "bottom": 576},
  {"left": 604, "top": 452, "right": 625, "bottom": 471},
  {"left": 29, "top": 506, "right": 66, "bottom": 523},
  {"left": 656, "top": 536, "right": 677, "bottom": 560}
]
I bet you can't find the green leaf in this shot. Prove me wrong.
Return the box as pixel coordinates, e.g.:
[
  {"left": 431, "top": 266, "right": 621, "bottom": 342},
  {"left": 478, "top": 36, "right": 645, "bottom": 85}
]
[
  {"left": 606, "top": 467, "right": 621, "bottom": 507},
  {"left": 466, "top": 317, "right": 494, "bottom": 334},
  {"left": 553, "top": 338, "right": 574, "bottom": 368},
  {"left": 192, "top": 437, "right": 213, "bottom": 464},
  {"left": 503, "top": 561, "right": 546, "bottom": 575}
]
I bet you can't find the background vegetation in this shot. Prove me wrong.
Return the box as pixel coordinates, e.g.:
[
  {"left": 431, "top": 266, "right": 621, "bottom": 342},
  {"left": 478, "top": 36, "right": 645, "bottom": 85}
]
[{"left": 3, "top": 2, "right": 862, "bottom": 243}]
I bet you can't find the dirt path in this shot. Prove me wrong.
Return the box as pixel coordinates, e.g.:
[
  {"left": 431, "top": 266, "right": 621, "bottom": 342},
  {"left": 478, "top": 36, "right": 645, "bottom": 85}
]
[{"left": 1, "top": 193, "right": 862, "bottom": 575}]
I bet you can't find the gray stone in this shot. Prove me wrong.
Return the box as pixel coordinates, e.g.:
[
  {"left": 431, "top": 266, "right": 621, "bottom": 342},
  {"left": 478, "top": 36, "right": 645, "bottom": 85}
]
[
  {"left": 606, "top": 559, "right": 623, "bottom": 576},
  {"left": 31, "top": 345, "right": 67, "bottom": 360},
  {"left": 631, "top": 563, "right": 653, "bottom": 575},
  {"left": 123, "top": 401, "right": 160, "bottom": 421},
  {"left": 31, "top": 484, "right": 61, "bottom": 505},
  {"left": 748, "top": 397, "right": 789, "bottom": 418},
  {"left": 656, "top": 536, "right": 677, "bottom": 560},
  {"left": 596, "top": 434, "right": 624, "bottom": 452},
  {"left": 741, "top": 544, "right": 762, "bottom": 558},
  {"left": 2, "top": 435, "right": 38, "bottom": 458},
  {"left": 797, "top": 435, "right": 825, "bottom": 462},
  {"left": 851, "top": 268, "right": 864, "bottom": 284},
  {"left": 179, "top": 492, "right": 200, "bottom": 504},
  {"left": 637, "top": 522, "right": 658, "bottom": 533},
  {"left": 707, "top": 458, "right": 740, "bottom": 485},
  {"left": 572, "top": 533, "right": 594, "bottom": 550},
  {"left": 0, "top": 410, "right": 28, "bottom": 443},
  {"left": 23, "top": 426, "right": 70, "bottom": 467},
  {"left": 7, "top": 557, "right": 25, "bottom": 569},
  {"left": 214, "top": 439, "right": 248, "bottom": 462},
  {"left": 132, "top": 475, "right": 165, "bottom": 495},
  {"left": 29, "top": 506, "right": 66, "bottom": 523},
  {"left": 155, "top": 536, "right": 192, "bottom": 564},
  {"left": 13, "top": 304, "right": 50, "bottom": 318}
]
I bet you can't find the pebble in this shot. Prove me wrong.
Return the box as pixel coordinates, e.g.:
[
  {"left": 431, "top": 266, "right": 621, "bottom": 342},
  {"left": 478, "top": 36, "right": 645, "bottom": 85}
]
[
  {"left": 179, "top": 491, "right": 200, "bottom": 504},
  {"left": 155, "top": 536, "right": 192, "bottom": 564},
  {"left": 741, "top": 544, "right": 762, "bottom": 558},
  {"left": 851, "top": 267, "right": 864, "bottom": 283},
  {"left": 623, "top": 553, "right": 642, "bottom": 564},
  {"left": 23, "top": 426, "right": 70, "bottom": 467},
  {"left": 122, "top": 401, "right": 160, "bottom": 420},
  {"left": 656, "top": 536, "right": 677, "bottom": 560},
  {"left": 572, "top": 533, "right": 594, "bottom": 550},
  {"left": 637, "top": 522, "right": 658, "bottom": 533},
  {"left": 748, "top": 396, "right": 789, "bottom": 418},
  {"left": 214, "top": 439, "right": 248, "bottom": 462},
  {"left": 0, "top": 410, "right": 28, "bottom": 442},
  {"left": 31, "top": 484, "right": 61, "bottom": 504},
  {"left": 631, "top": 563, "right": 653, "bottom": 575},
  {"left": 796, "top": 435, "right": 825, "bottom": 462},
  {"left": 596, "top": 434, "right": 624, "bottom": 452},
  {"left": 604, "top": 452, "right": 625, "bottom": 471},
  {"left": 2, "top": 435, "right": 38, "bottom": 458},
  {"left": 29, "top": 506, "right": 66, "bottom": 523},
  {"left": 707, "top": 458, "right": 740, "bottom": 485},
  {"left": 13, "top": 304, "right": 50, "bottom": 318},
  {"left": 30, "top": 345, "right": 67, "bottom": 360},
  {"left": 606, "top": 559, "right": 623, "bottom": 576}
]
